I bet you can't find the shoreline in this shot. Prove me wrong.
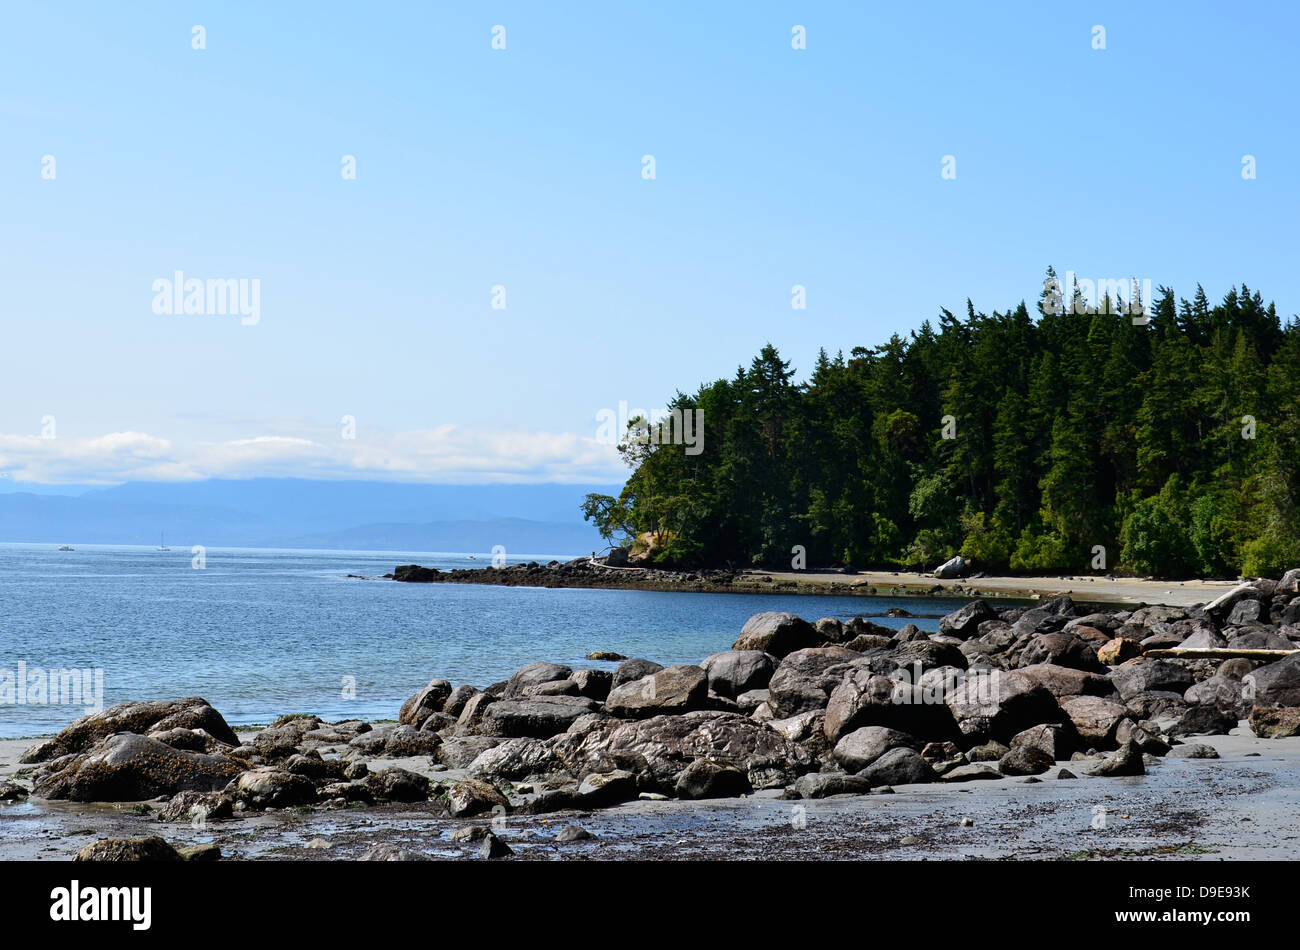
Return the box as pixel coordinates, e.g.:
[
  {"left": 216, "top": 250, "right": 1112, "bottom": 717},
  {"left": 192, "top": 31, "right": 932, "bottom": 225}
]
[
  {"left": 4, "top": 728, "right": 1298, "bottom": 861},
  {"left": 7, "top": 574, "right": 1297, "bottom": 863},
  {"left": 389, "top": 558, "right": 1240, "bottom": 608}
]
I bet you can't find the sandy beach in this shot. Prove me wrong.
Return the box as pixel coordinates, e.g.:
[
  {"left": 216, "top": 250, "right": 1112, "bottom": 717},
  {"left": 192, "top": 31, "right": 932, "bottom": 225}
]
[
  {"left": 750, "top": 570, "right": 1242, "bottom": 608},
  {"left": 399, "top": 557, "right": 1242, "bottom": 609}
]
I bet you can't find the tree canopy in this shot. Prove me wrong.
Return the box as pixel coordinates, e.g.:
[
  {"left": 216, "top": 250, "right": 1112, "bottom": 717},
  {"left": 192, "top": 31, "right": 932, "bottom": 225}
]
[{"left": 583, "top": 270, "right": 1300, "bottom": 578}]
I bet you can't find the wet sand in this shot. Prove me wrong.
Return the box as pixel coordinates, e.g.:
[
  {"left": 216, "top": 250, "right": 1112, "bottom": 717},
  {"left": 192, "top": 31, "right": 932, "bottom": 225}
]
[{"left": 4, "top": 728, "right": 1298, "bottom": 861}]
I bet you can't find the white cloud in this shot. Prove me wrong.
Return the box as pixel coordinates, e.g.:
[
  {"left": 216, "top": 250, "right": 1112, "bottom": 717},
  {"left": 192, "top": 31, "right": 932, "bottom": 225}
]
[{"left": 0, "top": 426, "right": 627, "bottom": 485}]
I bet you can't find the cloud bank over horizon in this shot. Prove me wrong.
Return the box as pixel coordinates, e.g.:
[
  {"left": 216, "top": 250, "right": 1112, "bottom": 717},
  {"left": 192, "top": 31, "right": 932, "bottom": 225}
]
[{"left": 0, "top": 424, "right": 627, "bottom": 487}]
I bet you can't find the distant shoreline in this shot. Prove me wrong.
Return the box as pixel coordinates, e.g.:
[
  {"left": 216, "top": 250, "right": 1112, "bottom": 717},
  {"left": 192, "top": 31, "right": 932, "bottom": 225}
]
[{"left": 387, "top": 558, "right": 1238, "bottom": 608}]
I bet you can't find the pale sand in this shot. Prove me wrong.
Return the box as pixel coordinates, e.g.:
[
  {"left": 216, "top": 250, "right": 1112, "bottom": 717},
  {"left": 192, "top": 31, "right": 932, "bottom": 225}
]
[{"left": 750, "top": 569, "right": 1241, "bottom": 607}]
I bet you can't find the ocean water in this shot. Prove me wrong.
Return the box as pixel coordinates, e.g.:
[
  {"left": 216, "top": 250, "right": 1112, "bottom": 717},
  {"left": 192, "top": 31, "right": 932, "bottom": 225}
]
[{"left": 0, "top": 543, "right": 978, "bottom": 738}]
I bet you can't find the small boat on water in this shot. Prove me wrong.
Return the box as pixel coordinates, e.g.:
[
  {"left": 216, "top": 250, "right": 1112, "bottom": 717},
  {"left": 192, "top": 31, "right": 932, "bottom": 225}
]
[
  {"left": 58, "top": 545, "right": 74, "bottom": 551},
  {"left": 157, "top": 532, "right": 170, "bottom": 551}
]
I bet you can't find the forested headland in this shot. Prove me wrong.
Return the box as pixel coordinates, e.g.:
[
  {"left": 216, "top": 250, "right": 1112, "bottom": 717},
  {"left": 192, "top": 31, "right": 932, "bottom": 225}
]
[{"left": 582, "top": 269, "right": 1300, "bottom": 579}]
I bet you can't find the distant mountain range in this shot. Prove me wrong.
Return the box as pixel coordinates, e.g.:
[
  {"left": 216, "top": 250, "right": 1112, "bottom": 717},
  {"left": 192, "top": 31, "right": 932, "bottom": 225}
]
[{"left": 0, "top": 479, "right": 618, "bottom": 555}]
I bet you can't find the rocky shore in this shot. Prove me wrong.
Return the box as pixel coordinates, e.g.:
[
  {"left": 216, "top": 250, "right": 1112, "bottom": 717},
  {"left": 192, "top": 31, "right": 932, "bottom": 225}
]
[
  {"left": 384, "top": 557, "right": 1240, "bottom": 607},
  {"left": 5, "top": 571, "right": 1300, "bottom": 861},
  {"left": 388, "top": 558, "right": 759, "bottom": 595}
]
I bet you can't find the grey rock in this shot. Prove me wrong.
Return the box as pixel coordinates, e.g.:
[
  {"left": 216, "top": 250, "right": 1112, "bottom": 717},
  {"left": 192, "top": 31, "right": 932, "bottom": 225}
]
[
  {"left": 1109, "top": 659, "right": 1194, "bottom": 702},
  {"left": 832, "top": 726, "right": 920, "bottom": 772},
  {"left": 478, "top": 832, "right": 513, "bottom": 858},
  {"left": 1089, "top": 740, "right": 1145, "bottom": 777},
  {"left": 701, "top": 650, "right": 778, "bottom": 698},
  {"left": 612, "top": 658, "right": 665, "bottom": 688},
  {"left": 1167, "top": 743, "right": 1220, "bottom": 759},
  {"left": 21, "top": 698, "right": 239, "bottom": 764},
  {"left": 481, "top": 697, "right": 600, "bottom": 738},
  {"left": 606, "top": 665, "right": 708, "bottom": 718},
  {"left": 939, "top": 600, "right": 997, "bottom": 640},
  {"left": 999, "top": 745, "right": 1054, "bottom": 776},
  {"left": 675, "top": 758, "right": 752, "bottom": 799},
  {"left": 361, "top": 844, "right": 430, "bottom": 861},
  {"left": 33, "top": 732, "right": 246, "bottom": 802},
  {"left": 503, "top": 662, "right": 573, "bottom": 700},
  {"left": 784, "top": 772, "right": 872, "bottom": 799},
  {"left": 857, "top": 747, "right": 937, "bottom": 786},
  {"left": 398, "top": 679, "right": 453, "bottom": 725},
  {"left": 732, "top": 612, "right": 822, "bottom": 658},
  {"left": 445, "top": 778, "right": 509, "bottom": 817},
  {"left": 234, "top": 768, "right": 318, "bottom": 808}
]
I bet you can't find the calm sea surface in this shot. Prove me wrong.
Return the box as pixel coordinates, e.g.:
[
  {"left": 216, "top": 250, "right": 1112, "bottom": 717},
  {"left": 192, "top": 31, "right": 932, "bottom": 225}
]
[{"left": 0, "top": 543, "right": 979, "bottom": 738}]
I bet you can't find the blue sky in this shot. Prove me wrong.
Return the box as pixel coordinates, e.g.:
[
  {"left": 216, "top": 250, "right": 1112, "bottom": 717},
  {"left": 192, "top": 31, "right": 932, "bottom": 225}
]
[{"left": 1, "top": 1, "right": 1296, "bottom": 486}]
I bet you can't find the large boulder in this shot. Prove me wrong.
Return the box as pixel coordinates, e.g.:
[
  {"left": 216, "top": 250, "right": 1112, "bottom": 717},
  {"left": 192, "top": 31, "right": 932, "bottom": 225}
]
[
  {"left": 1184, "top": 675, "right": 1250, "bottom": 719},
  {"left": 1228, "top": 629, "right": 1294, "bottom": 651},
  {"left": 398, "top": 679, "right": 453, "bottom": 726},
  {"left": 445, "top": 779, "right": 509, "bottom": 818},
  {"left": 234, "top": 715, "right": 324, "bottom": 762},
  {"left": 939, "top": 600, "right": 997, "bottom": 640},
  {"left": 858, "top": 747, "right": 937, "bottom": 786},
  {"left": 1017, "top": 633, "right": 1102, "bottom": 672},
  {"left": 467, "top": 738, "right": 566, "bottom": 781},
  {"left": 1244, "top": 654, "right": 1300, "bottom": 707},
  {"left": 378, "top": 724, "right": 442, "bottom": 757},
  {"left": 454, "top": 692, "right": 499, "bottom": 735},
  {"left": 832, "top": 726, "right": 920, "bottom": 772},
  {"left": 365, "top": 766, "right": 431, "bottom": 803},
  {"left": 552, "top": 711, "right": 811, "bottom": 789},
  {"left": 20, "top": 698, "right": 239, "bottom": 764},
  {"left": 934, "top": 555, "right": 968, "bottom": 579},
  {"left": 480, "top": 697, "right": 600, "bottom": 738},
  {"left": 1180, "top": 627, "right": 1229, "bottom": 650},
  {"left": 766, "top": 646, "right": 866, "bottom": 719},
  {"left": 1109, "top": 658, "right": 1194, "bottom": 702},
  {"left": 1015, "top": 664, "right": 1115, "bottom": 700},
  {"left": 577, "top": 769, "right": 639, "bottom": 806},
  {"left": 502, "top": 662, "right": 572, "bottom": 700},
  {"left": 784, "top": 772, "right": 873, "bottom": 799},
  {"left": 675, "top": 759, "right": 752, "bottom": 799},
  {"left": 612, "top": 658, "right": 664, "bottom": 688},
  {"left": 571, "top": 669, "right": 613, "bottom": 700},
  {"left": 945, "top": 669, "right": 1063, "bottom": 746},
  {"left": 1203, "top": 583, "right": 1261, "bottom": 625},
  {"left": 1010, "top": 723, "right": 1075, "bottom": 761},
  {"left": 1058, "top": 695, "right": 1129, "bottom": 748},
  {"left": 824, "top": 670, "right": 960, "bottom": 744},
  {"left": 701, "top": 651, "right": 778, "bottom": 699},
  {"left": 438, "top": 736, "right": 502, "bottom": 769},
  {"left": 33, "top": 733, "right": 246, "bottom": 802},
  {"left": 442, "top": 685, "right": 480, "bottom": 719},
  {"left": 1089, "top": 740, "right": 1145, "bottom": 777},
  {"left": 74, "top": 836, "right": 183, "bottom": 862},
  {"left": 233, "top": 768, "right": 318, "bottom": 808},
  {"left": 1097, "top": 638, "right": 1144, "bottom": 666},
  {"left": 605, "top": 665, "right": 708, "bottom": 718},
  {"left": 732, "top": 612, "right": 822, "bottom": 658},
  {"left": 1249, "top": 705, "right": 1300, "bottom": 738},
  {"left": 893, "top": 639, "right": 969, "bottom": 674},
  {"left": 999, "top": 745, "right": 1054, "bottom": 776},
  {"left": 1168, "top": 705, "right": 1236, "bottom": 738}
]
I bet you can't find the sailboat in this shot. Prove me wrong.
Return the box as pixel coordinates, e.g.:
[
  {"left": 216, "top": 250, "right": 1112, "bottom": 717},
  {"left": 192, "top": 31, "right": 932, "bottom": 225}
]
[{"left": 157, "top": 532, "right": 170, "bottom": 551}]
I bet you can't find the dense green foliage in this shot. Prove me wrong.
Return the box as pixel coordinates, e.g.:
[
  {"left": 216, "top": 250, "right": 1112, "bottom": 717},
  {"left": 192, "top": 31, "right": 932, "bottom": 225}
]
[{"left": 583, "top": 270, "right": 1300, "bottom": 578}]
